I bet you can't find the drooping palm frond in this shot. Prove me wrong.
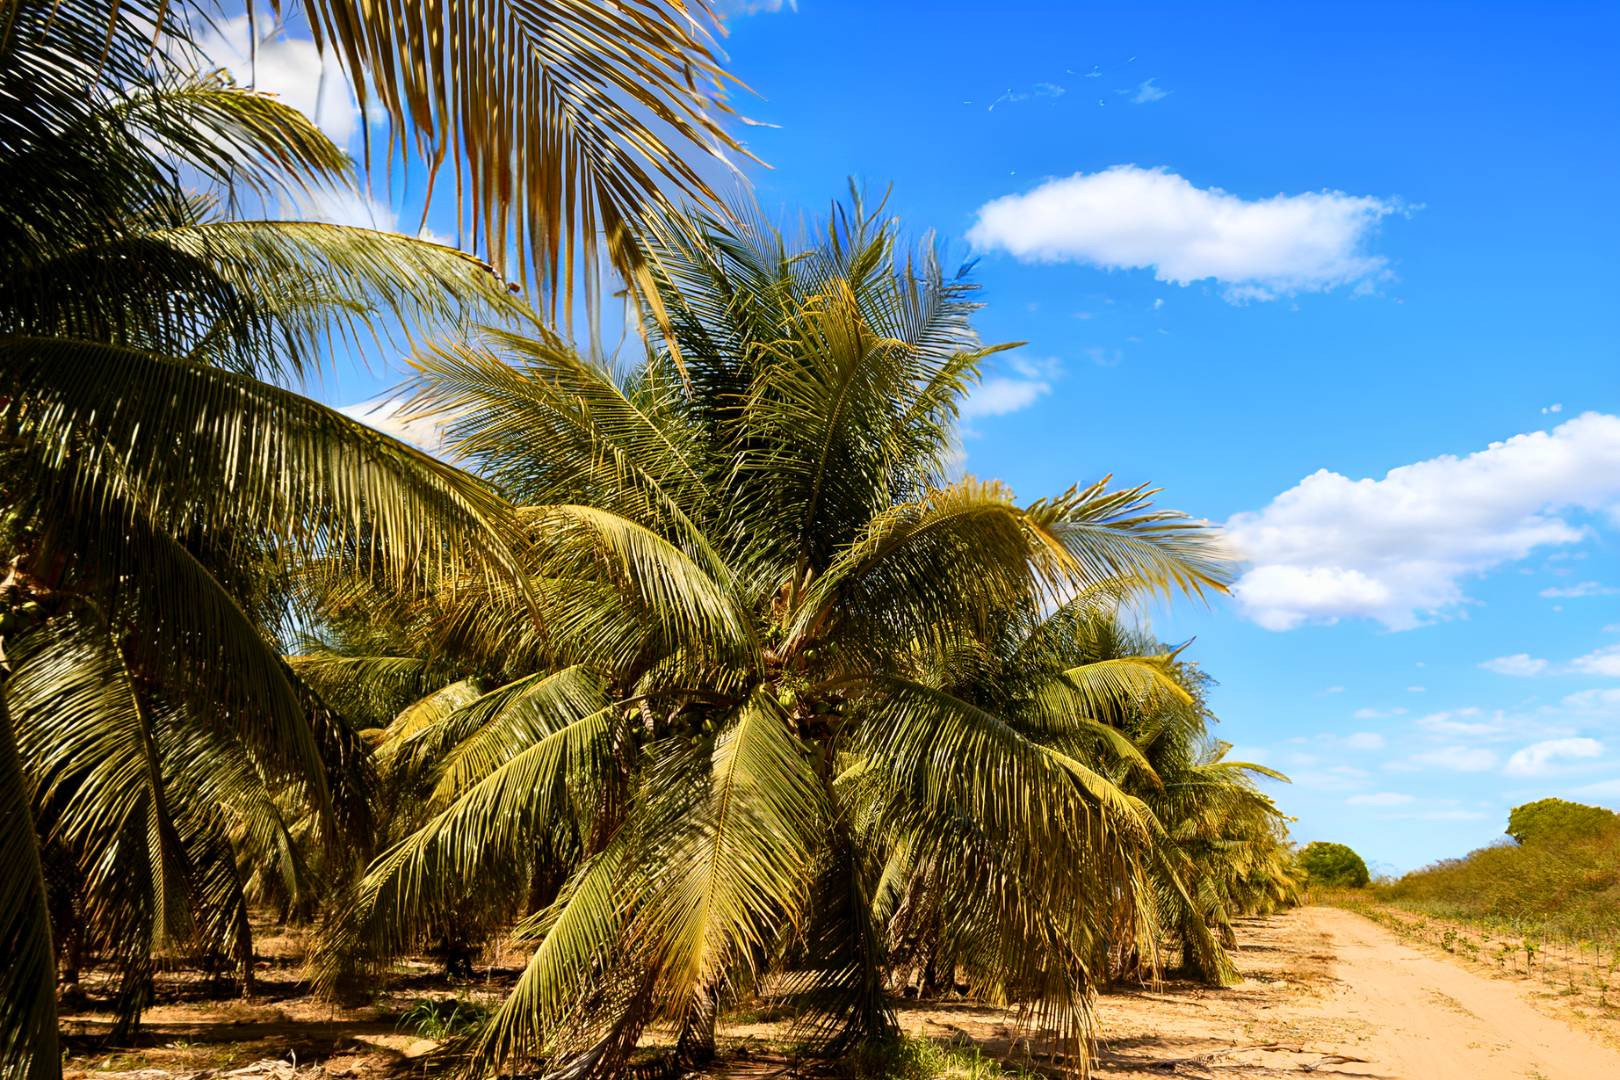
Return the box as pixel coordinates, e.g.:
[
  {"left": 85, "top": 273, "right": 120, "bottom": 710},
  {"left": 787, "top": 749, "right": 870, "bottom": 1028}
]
[
  {"left": 286, "top": 0, "right": 752, "bottom": 315},
  {"left": 2, "top": 336, "right": 527, "bottom": 592}
]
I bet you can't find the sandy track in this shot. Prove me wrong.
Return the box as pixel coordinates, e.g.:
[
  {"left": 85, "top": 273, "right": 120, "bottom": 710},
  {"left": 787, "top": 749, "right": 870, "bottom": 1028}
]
[
  {"left": 1088, "top": 906, "right": 1620, "bottom": 1079},
  {"left": 59, "top": 907, "right": 1620, "bottom": 1079}
]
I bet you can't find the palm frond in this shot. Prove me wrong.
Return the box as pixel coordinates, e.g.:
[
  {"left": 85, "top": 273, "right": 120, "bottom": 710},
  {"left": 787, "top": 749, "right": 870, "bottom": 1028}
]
[{"left": 292, "top": 0, "right": 751, "bottom": 314}]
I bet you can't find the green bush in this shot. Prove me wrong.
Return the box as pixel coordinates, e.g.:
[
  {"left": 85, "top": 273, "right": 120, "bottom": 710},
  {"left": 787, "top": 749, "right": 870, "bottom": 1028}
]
[
  {"left": 1506, "top": 798, "right": 1618, "bottom": 846},
  {"left": 1298, "top": 841, "right": 1371, "bottom": 888}
]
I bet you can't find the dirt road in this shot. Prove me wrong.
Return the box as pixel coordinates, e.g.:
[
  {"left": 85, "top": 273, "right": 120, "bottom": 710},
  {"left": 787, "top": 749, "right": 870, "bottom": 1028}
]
[
  {"left": 61, "top": 906, "right": 1620, "bottom": 1079},
  {"left": 1086, "top": 906, "right": 1620, "bottom": 1078}
]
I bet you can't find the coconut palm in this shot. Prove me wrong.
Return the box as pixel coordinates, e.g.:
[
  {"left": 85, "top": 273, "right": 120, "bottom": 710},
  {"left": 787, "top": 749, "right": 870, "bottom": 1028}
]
[
  {"left": 3, "top": 0, "right": 752, "bottom": 314},
  {"left": 1110, "top": 649, "right": 1299, "bottom": 983},
  {"left": 305, "top": 198, "right": 1232, "bottom": 1076},
  {"left": 0, "top": 2, "right": 539, "bottom": 1074}
]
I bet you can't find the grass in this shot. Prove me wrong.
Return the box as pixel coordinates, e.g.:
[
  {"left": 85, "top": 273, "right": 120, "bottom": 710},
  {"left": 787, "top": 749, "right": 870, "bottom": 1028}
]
[
  {"left": 847, "top": 1037, "right": 1048, "bottom": 1080},
  {"left": 394, "top": 996, "right": 492, "bottom": 1040}
]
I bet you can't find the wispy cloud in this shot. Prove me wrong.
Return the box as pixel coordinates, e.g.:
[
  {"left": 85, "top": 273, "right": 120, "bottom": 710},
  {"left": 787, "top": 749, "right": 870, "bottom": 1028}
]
[
  {"left": 1572, "top": 644, "right": 1620, "bottom": 677},
  {"left": 1478, "top": 640, "right": 1620, "bottom": 679},
  {"left": 988, "top": 82, "right": 1066, "bottom": 111},
  {"left": 1539, "top": 580, "right": 1618, "bottom": 598},
  {"left": 1347, "top": 792, "right": 1415, "bottom": 806},
  {"left": 1126, "top": 77, "right": 1170, "bottom": 104},
  {"left": 1504, "top": 737, "right": 1602, "bottom": 776},
  {"left": 1416, "top": 709, "right": 1497, "bottom": 737},
  {"left": 715, "top": 0, "right": 796, "bottom": 14},
  {"left": 1410, "top": 745, "right": 1498, "bottom": 772},
  {"left": 959, "top": 355, "right": 1059, "bottom": 422},
  {"left": 968, "top": 165, "right": 1399, "bottom": 302},
  {"left": 1480, "top": 653, "right": 1550, "bottom": 677}
]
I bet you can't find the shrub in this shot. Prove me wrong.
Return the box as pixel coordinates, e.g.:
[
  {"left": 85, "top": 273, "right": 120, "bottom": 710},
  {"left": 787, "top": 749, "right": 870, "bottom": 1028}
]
[{"left": 1298, "top": 841, "right": 1371, "bottom": 888}]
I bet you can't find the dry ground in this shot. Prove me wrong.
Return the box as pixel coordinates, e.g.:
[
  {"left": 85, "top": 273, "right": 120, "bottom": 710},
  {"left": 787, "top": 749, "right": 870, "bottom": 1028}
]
[{"left": 61, "top": 907, "right": 1620, "bottom": 1079}]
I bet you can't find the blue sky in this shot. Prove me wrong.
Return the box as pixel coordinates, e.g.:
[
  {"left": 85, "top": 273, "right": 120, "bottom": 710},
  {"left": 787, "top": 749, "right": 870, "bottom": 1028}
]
[{"left": 222, "top": 2, "right": 1619, "bottom": 874}]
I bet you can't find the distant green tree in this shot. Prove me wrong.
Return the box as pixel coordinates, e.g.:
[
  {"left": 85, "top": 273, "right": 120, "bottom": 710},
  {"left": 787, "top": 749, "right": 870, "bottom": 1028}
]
[
  {"left": 1506, "top": 798, "right": 1618, "bottom": 846},
  {"left": 1298, "top": 841, "right": 1370, "bottom": 888}
]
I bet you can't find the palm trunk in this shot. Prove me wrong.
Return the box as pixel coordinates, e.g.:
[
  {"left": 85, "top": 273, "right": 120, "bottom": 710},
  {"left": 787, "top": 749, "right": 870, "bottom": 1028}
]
[
  {"left": 675, "top": 984, "right": 719, "bottom": 1067},
  {"left": 0, "top": 684, "right": 64, "bottom": 1079}
]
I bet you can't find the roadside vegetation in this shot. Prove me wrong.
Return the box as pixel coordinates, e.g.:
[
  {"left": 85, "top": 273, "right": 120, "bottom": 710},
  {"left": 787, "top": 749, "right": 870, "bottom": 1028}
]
[
  {"left": 1317, "top": 800, "right": 1620, "bottom": 1036},
  {"left": 1378, "top": 799, "right": 1620, "bottom": 938}
]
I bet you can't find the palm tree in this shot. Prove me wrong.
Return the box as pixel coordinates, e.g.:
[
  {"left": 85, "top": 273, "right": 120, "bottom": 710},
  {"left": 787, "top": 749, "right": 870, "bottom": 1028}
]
[
  {"left": 305, "top": 197, "right": 1233, "bottom": 1076},
  {"left": 3, "top": 0, "right": 753, "bottom": 315},
  {"left": 1105, "top": 644, "right": 1299, "bottom": 983},
  {"left": 0, "top": 2, "right": 540, "bottom": 1074}
]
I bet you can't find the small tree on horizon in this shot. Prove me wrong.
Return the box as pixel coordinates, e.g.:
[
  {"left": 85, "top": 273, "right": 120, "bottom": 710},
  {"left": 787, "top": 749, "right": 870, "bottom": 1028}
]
[{"left": 1298, "top": 841, "right": 1371, "bottom": 888}]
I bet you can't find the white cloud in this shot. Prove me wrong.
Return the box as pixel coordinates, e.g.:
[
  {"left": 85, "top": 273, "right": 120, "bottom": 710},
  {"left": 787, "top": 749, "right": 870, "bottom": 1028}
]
[
  {"left": 1571, "top": 645, "right": 1620, "bottom": 677},
  {"left": 1572, "top": 777, "right": 1620, "bottom": 799},
  {"left": 287, "top": 185, "right": 453, "bottom": 245},
  {"left": 1564, "top": 688, "right": 1620, "bottom": 716},
  {"left": 1353, "top": 706, "right": 1407, "bottom": 719},
  {"left": 1345, "top": 732, "right": 1386, "bottom": 750},
  {"left": 1540, "top": 581, "right": 1619, "bottom": 598},
  {"left": 960, "top": 377, "right": 1050, "bottom": 420},
  {"left": 967, "top": 165, "right": 1398, "bottom": 301},
  {"left": 337, "top": 397, "right": 450, "bottom": 456},
  {"left": 190, "top": 17, "right": 359, "bottom": 145},
  {"left": 1417, "top": 709, "right": 1497, "bottom": 737},
  {"left": 716, "top": 0, "right": 796, "bottom": 13},
  {"left": 1411, "top": 745, "right": 1498, "bottom": 772},
  {"left": 959, "top": 356, "right": 1058, "bottom": 422},
  {"left": 1480, "top": 653, "right": 1550, "bottom": 677},
  {"left": 1347, "top": 791, "right": 1415, "bottom": 806},
  {"left": 1542, "top": 403, "right": 1564, "bottom": 415},
  {"left": 1128, "top": 78, "right": 1170, "bottom": 104},
  {"left": 1225, "top": 412, "right": 1620, "bottom": 630},
  {"left": 988, "top": 82, "right": 1066, "bottom": 111},
  {"left": 1504, "top": 737, "right": 1602, "bottom": 776}
]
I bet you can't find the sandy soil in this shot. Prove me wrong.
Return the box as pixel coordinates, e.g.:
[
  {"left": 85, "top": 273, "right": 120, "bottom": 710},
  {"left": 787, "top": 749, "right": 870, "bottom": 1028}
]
[
  {"left": 828, "top": 907, "right": 1620, "bottom": 1078},
  {"left": 62, "top": 907, "right": 1620, "bottom": 1079},
  {"left": 1086, "top": 906, "right": 1620, "bottom": 1078}
]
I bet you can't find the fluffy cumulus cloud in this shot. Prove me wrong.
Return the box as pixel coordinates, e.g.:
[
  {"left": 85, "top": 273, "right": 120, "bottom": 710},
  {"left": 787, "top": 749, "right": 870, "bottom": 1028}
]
[
  {"left": 189, "top": 17, "right": 359, "bottom": 145},
  {"left": 1504, "top": 737, "right": 1602, "bottom": 776},
  {"left": 1226, "top": 412, "right": 1620, "bottom": 630},
  {"left": 967, "top": 165, "right": 1398, "bottom": 301}
]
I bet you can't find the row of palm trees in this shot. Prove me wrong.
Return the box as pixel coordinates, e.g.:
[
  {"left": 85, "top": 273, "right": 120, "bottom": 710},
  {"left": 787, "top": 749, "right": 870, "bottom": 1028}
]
[{"left": 0, "top": 1, "right": 1303, "bottom": 1077}]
